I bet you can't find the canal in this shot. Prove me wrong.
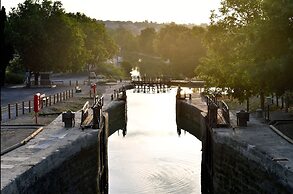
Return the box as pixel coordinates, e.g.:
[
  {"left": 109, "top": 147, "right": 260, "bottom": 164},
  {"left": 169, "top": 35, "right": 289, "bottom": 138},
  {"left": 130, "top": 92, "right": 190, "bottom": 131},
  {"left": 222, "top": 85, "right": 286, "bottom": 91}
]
[{"left": 108, "top": 88, "right": 202, "bottom": 193}]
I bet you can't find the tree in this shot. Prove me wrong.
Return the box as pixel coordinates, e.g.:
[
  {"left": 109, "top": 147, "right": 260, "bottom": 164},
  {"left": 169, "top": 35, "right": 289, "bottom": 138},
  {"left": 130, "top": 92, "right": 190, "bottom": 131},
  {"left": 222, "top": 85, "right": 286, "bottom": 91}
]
[
  {"left": 7, "top": 0, "right": 118, "bottom": 86},
  {"left": 8, "top": 0, "right": 87, "bottom": 85},
  {"left": 138, "top": 27, "right": 156, "bottom": 54},
  {"left": 197, "top": 0, "right": 293, "bottom": 107},
  {"left": 120, "top": 61, "right": 132, "bottom": 77},
  {"left": 155, "top": 23, "right": 206, "bottom": 78},
  {"left": 108, "top": 27, "right": 138, "bottom": 56},
  {"left": 0, "top": 7, "right": 15, "bottom": 86},
  {"left": 68, "top": 13, "right": 118, "bottom": 68}
]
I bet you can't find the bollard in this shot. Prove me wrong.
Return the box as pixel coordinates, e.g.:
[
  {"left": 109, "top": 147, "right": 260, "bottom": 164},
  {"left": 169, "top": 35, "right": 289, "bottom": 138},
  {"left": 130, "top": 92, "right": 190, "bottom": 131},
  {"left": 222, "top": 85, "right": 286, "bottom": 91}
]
[
  {"left": 76, "top": 80, "right": 78, "bottom": 86},
  {"left": 62, "top": 110, "right": 75, "bottom": 128},
  {"left": 69, "top": 80, "right": 72, "bottom": 86},
  {"left": 54, "top": 95, "right": 56, "bottom": 104},
  {"left": 236, "top": 110, "right": 250, "bottom": 127},
  {"left": 49, "top": 96, "right": 51, "bottom": 106}
]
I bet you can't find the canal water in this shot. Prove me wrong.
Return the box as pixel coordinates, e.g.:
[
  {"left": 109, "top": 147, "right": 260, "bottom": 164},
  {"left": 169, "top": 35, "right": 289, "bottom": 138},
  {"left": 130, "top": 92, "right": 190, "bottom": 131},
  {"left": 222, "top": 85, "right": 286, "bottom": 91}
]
[{"left": 108, "top": 89, "right": 202, "bottom": 193}]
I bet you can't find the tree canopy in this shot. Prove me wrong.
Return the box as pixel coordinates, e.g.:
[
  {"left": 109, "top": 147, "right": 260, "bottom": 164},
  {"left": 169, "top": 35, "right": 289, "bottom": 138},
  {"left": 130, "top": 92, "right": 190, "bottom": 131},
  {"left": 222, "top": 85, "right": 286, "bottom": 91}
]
[
  {"left": 155, "top": 24, "right": 206, "bottom": 78},
  {"left": 6, "top": 0, "right": 117, "bottom": 75},
  {"left": 197, "top": 0, "right": 293, "bottom": 101}
]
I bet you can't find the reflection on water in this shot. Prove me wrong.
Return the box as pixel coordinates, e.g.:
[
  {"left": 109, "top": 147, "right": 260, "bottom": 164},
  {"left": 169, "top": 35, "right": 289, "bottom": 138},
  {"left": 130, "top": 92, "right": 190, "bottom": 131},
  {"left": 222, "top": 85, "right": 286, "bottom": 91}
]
[{"left": 109, "top": 89, "right": 202, "bottom": 194}]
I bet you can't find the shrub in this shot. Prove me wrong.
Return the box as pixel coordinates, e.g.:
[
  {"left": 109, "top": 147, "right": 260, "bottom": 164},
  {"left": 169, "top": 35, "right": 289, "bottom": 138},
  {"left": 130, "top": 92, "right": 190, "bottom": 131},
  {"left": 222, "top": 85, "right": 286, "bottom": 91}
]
[{"left": 5, "top": 72, "right": 24, "bottom": 84}]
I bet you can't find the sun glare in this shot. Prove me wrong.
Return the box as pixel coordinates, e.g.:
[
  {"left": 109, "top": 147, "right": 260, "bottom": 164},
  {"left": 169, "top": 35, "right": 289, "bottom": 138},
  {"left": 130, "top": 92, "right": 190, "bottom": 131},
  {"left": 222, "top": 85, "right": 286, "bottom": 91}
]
[{"left": 2, "top": 0, "right": 221, "bottom": 24}]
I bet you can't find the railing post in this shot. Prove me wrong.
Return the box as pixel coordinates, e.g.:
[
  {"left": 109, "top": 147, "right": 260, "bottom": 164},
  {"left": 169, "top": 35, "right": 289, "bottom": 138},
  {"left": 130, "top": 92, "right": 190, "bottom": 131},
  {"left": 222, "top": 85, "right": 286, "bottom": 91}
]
[
  {"left": 22, "top": 101, "right": 25, "bottom": 114},
  {"left": 16, "top": 103, "right": 18, "bottom": 117},
  {"left": 29, "top": 100, "right": 31, "bottom": 113},
  {"left": 8, "top": 104, "right": 11, "bottom": 119}
]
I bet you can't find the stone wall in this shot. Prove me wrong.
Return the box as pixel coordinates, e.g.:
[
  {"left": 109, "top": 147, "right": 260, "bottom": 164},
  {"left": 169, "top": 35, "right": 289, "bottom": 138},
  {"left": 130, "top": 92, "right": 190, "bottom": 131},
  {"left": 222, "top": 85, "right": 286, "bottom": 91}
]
[
  {"left": 1, "top": 127, "right": 102, "bottom": 194},
  {"left": 176, "top": 99, "right": 293, "bottom": 194},
  {"left": 211, "top": 134, "right": 293, "bottom": 194}
]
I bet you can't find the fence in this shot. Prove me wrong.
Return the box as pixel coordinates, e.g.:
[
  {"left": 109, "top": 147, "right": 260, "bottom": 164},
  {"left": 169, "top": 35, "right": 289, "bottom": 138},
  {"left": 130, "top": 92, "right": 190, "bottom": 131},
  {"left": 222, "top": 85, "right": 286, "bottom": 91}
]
[
  {"left": 111, "top": 87, "right": 126, "bottom": 101},
  {"left": 206, "top": 94, "right": 230, "bottom": 128},
  {"left": 1, "top": 89, "right": 74, "bottom": 122}
]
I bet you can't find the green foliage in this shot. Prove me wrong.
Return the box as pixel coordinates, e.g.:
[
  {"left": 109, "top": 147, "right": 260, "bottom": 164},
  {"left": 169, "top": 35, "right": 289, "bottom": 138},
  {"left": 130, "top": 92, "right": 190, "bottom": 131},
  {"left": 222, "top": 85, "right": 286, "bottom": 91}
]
[
  {"left": 108, "top": 27, "right": 138, "bottom": 55},
  {"left": 7, "top": 0, "right": 117, "bottom": 74},
  {"left": 6, "top": 55, "right": 24, "bottom": 73},
  {"left": 138, "top": 27, "right": 156, "bottom": 54},
  {"left": 96, "top": 63, "right": 123, "bottom": 79},
  {"left": 5, "top": 72, "right": 24, "bottom": 84},
  {"left": 197, "top": 0, "right": 293, "bottom": 102},
  {"left": 120, "top": 61, "right": 132, "bottom": 77},
  {"left": 155, "top": 23, "right": 206, "bottom": 78}
]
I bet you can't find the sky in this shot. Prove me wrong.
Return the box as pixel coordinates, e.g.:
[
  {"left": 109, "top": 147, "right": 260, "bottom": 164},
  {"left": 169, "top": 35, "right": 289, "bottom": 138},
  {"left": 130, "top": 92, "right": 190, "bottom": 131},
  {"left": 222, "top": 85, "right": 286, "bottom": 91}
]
[{"left": 1, "top": 0, "right": 221, "bottom": 25}]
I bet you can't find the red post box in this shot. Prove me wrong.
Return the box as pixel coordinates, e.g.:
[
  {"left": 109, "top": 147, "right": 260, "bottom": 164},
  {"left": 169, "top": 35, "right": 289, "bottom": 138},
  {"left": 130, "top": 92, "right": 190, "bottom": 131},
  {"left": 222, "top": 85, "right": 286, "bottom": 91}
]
[
  {"left": 34, "top": 93, "right": 41, "bottom": 113},
  {"left": 91, "top": 83, "right": 96, "bottom": 95}
]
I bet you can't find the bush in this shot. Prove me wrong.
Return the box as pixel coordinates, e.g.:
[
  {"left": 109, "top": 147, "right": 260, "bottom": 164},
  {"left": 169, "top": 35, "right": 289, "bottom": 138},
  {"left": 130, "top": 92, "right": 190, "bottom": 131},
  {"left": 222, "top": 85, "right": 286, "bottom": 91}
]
[{"left": 5, "top": 72, "right": 24, "bottom": 84}]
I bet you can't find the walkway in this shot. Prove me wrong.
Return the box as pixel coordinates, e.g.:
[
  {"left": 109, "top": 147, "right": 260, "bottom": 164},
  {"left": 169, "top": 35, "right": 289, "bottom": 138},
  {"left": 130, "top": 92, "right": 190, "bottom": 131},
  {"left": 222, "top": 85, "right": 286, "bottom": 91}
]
[{"left": 186, "top": 92, "right": 293, "bottom": 177}]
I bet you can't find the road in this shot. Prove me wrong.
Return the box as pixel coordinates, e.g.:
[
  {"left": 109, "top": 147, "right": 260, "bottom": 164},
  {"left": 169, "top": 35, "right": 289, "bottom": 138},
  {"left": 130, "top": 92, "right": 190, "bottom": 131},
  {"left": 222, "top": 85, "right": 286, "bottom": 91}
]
[
  {"left": 0, "top": 74, "right": 92, "bottom": 122},
  {"left": 1, "top": 74, "right": 89, "bottom": 106}
]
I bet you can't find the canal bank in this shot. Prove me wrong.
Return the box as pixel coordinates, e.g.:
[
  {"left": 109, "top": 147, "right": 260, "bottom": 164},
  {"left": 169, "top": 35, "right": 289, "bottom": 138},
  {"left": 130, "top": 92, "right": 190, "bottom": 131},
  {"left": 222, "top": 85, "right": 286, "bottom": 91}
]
[
  {"left": 176, "top": 94, "right": 293, "bottom": 193},
  {"left": 1, "top": 83, "right": 129, "bottom": 194}
]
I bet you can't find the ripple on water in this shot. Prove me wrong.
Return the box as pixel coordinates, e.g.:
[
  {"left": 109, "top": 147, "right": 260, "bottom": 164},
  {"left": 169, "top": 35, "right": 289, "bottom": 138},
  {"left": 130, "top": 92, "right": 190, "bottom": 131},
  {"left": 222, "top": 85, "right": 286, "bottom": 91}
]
[{"left": 109, "top": 89, "right": 201, "bottom": 194}]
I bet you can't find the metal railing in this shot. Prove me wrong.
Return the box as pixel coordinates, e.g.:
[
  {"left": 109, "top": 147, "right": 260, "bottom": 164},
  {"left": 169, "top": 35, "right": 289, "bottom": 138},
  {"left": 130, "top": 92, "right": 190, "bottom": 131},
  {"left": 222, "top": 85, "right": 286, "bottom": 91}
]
[
  {"left": 206, "top": 94, "right": 230, "bottom": 128},
  {"left": 1, "top": 89, "right": 74, "bottom": 122},
  {"left": 220, "top": 100, "right": 230, "bottom": 126}
]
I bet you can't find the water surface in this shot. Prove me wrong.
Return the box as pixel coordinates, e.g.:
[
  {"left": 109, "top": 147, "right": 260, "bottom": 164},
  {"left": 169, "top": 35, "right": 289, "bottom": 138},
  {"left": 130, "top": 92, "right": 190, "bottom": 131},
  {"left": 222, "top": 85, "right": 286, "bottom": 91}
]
[{"left": 109, "top": 89, "right": 202, "bottom": 193}]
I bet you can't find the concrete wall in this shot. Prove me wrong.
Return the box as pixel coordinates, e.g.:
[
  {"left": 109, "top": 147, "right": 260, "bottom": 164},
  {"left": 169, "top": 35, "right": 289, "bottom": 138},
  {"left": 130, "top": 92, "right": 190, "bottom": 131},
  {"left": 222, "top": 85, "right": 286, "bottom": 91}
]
[{"left": 176, "top": 99, "right": 293, "bottom": 194}]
